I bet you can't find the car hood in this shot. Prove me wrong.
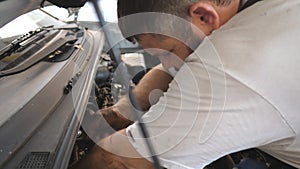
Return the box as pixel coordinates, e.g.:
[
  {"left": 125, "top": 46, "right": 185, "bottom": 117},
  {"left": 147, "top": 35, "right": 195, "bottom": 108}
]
[
  {"left": 0, "top": 0, "right": 88, "bottom": 28},
  {"left": 0, "top": 0, "right": 43, "bottom": 28}
]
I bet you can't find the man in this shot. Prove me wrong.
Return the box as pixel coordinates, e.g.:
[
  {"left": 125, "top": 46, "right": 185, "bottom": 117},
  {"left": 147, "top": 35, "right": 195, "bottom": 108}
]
[{"left": 72, "top": 0, "right": 300, "bottom": 168}]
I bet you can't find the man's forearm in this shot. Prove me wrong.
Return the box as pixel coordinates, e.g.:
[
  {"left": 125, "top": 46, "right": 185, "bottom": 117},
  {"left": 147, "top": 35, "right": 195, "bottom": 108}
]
[
  {"left": 132, "top": 65, "right": 173, "bottom": 111},
  {"left": 101, "top": 65, "right": 173, "bottom": 130}
]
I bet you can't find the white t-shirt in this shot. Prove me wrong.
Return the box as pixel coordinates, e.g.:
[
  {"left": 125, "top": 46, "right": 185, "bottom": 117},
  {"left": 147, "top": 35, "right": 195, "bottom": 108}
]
[{"left": 126, "top": 0, "right": 300, "bottom": 168}]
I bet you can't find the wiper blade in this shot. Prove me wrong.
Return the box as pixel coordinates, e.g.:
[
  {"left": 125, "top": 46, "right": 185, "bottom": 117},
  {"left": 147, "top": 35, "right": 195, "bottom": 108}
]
[
  {"left": 0, "top": 25, "right": 54, "bottom": 60},
  {"left": 0, "top": 24, "right": 80, "bottom": 60},
  {"left": 0, "top": 30, "right": 78, "bottom": 77}
]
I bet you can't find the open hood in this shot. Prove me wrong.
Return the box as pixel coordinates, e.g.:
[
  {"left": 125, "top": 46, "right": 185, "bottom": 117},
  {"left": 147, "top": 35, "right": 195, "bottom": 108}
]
[
  {"left": 0, "top": 0, "right": 88, "bottom": 28},
  {"left": 0, "top": 0, "right": 42, "bottom": 28}
]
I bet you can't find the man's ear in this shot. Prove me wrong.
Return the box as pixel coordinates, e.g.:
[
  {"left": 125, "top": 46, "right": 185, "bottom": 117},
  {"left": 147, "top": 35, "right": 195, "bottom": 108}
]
[{"left": 189, "top": 2, "right": 220, "bottom": 34}]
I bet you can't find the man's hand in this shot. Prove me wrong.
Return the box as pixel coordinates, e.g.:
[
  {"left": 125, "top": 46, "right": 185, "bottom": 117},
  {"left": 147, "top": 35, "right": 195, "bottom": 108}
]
[
  {"left": 70, "top": 130, "right": 155, "bottom": 169},
  {"left": 81, "top": 106, "right": 133, "bottom": 142},
  {"left": 100, "top": 106, "right": 134, "bottom": 131},
  {"left": 69, "top": 144, "right": 129, "bottom": 169}
]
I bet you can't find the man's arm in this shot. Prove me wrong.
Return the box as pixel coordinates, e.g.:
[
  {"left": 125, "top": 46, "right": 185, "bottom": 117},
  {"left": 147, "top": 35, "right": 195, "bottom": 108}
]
[
  {"left": 100, "top": 65, "right": 173, "bottom": 130},
  {"left": 81, "top": 65, "right": 172, "bottom": 142},
  {"left": 70, "top": 129, "right": 155, "bottom": 169},
  {"left": 132, "top": 65, "right": 173, "bottom": 111}
]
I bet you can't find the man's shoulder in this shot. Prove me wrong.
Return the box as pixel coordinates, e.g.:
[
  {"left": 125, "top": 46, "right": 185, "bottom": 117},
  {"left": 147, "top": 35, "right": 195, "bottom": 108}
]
[{"left": 201, "top": 0, "right": 300, "bottom": 144}]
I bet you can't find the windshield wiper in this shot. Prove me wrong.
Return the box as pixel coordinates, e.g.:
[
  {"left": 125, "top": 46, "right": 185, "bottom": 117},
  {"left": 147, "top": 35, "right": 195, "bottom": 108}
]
[
  {"left": 0, "top": 24, "right": 80, "bottom": 60},
  {"left": 0, "top": 27, "right": 78, "bottom": 77},
  {"left": 0, "top": 25, "right": 54, "bottom": 60}
]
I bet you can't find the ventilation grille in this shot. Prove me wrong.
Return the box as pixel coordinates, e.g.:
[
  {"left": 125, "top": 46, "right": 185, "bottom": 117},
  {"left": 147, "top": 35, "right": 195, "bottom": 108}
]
[{"left": 18, "top": 152, "right": 51, "bottom": 169}]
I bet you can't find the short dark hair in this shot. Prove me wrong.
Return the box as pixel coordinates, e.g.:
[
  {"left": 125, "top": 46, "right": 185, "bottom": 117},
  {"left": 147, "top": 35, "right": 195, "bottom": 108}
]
[
  {"left": 117, "top": 0, "right": 232, "bottom": 46},
  {"left": 117, "top": 0, "right": 232, "bottom": 19}
]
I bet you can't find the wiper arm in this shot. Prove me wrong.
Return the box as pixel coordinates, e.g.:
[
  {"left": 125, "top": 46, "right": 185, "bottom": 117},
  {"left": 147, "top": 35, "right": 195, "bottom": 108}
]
[
  {"left": 39, "top": 8, "right": 66, "bottom": 23},
  {"left": 0, "top": 25, "right": 54, "bottom": 60},
  {"left": 0, "top": 24, "right": 80, "bottom": 60},
  {"left": 0, "top": 30, "right": 78, "bottom": 77}
]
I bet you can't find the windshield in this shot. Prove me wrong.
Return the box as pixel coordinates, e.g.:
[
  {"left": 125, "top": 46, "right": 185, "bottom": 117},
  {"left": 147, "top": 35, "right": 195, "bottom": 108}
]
[
  {"left": 0, "top": 2, "right": 118, "bottom": 71},
  {"left": 0, "top": 1, "right": 117, "bottom": 49},
  {"left": 40, "top": 1, "right": 118, "bottom": 23},
  {"left": 0, "top": 8, "right": 65, "bottom": 49},
  {"left": 0, "top": 8, "right": 66, "bottom": 70}
]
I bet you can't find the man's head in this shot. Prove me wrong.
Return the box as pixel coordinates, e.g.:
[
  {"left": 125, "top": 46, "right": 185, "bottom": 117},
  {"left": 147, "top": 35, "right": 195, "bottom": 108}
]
[{"left": 117, "top": 0, "right": 240, "bottom": 68}]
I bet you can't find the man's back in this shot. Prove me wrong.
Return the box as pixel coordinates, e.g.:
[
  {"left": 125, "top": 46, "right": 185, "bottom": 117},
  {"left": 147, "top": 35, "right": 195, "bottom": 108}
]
[{"left": 209, "top": 0, "right": 300, "bottom": 167}]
